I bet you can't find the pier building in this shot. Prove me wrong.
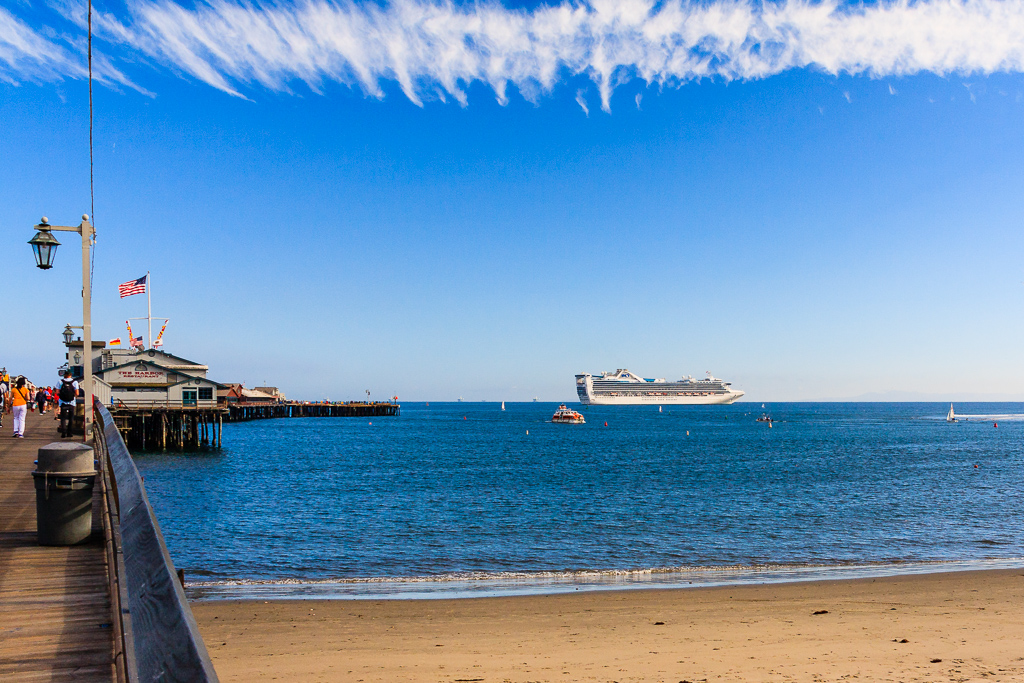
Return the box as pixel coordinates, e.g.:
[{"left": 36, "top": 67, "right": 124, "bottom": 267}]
[
  {"left": 96, "top": 359, "right": 223, "bottom": 409},
  {"left": 218, "top": 383, "right": 281, "bottom": 405},
  {"left": 254, "top": 386, "right": 286, "bottom": 401}
]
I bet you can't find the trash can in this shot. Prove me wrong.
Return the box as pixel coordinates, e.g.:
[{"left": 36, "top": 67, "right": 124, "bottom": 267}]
[{"left": 33, "top": 442, "right": 97, "bottom": 546}]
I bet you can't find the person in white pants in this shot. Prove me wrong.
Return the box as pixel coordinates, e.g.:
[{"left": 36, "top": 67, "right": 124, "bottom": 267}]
[{"left": 11, "top": 377, "right": 31, "bottom": 438}]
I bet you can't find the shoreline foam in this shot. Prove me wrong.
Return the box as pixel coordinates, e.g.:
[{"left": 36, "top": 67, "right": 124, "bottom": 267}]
[{"left": 186, "top": 556, "right": 1024, "bottom": 601}]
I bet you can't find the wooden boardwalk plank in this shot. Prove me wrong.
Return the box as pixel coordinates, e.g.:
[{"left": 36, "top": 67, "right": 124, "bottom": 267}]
[{"left": 0, "top": 412, "right": 113, "bottom": 682}]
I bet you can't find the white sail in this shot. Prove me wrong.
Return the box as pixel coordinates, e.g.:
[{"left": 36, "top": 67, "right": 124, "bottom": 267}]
[
  {"left": 947, "top": 403, "right": 955, "bottom": 422},
  {"left": 501, "top": 401, "right": 505, "bottom": 411}
]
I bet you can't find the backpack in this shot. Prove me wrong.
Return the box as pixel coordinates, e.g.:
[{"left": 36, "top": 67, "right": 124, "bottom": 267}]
[{"left": 59, "top": 380, "right": 77, "bottom": 402}]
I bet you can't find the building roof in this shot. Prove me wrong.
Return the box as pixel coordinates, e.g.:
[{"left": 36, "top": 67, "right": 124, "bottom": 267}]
[
  {"left": 96, "top": 359, "right": 226, "bottom": 389},
  {"left": 108, "top": 348, "right": 208, "bottom": 370},
  {"left": 169, "top": 375, "right": 226, "bottom": 389},
  {"left": 240, "top": 388, "right": 277, "bottom": 399}
]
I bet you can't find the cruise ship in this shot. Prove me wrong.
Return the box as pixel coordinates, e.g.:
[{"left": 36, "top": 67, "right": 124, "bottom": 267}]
[{"left": 575, "top": 369, "right": 744, "bottom": 405}]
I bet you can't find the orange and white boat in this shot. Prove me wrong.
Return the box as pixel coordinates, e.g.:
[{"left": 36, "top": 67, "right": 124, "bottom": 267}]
[{"left": 551, "top": 404, "right": 586, "bottom": 424}]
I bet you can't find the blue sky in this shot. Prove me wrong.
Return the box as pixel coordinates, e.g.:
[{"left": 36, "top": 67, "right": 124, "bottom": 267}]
[{"left": 2, "top": 0, "right": 1023, "bottom": 401}]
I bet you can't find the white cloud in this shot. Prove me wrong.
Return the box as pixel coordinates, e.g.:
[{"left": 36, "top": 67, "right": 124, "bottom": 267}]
[
  {"left": 0, "top": 6, "right": 83, "bottom": 84},
  {"left": 7, "top": 0, "right": 1024, "bottom": 109},
  {"left": 0, "top": 5, "right": 137, "bottom": 88},
  {"left": 575, "top": 88, "right": 590, "bottom": 115}
]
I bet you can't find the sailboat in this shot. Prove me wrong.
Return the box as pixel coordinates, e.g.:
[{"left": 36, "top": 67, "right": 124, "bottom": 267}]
[
  {"left": 658, "top": 406, "right": 662, "bottom": 413},
  {"left": 946, "top": 403, "right": 957, "bottom": 423},
  {"left": 501, "top": 401, "right": 505, "bottom": 411}
]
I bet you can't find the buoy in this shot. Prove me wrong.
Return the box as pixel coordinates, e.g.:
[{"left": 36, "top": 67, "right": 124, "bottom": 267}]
[
  {"left": 526, "top": 430, "right": 529, "bottom": 435},
  {"left": 604, "top": 421, "right": 608, "bottom": 426},
  {"left": 769, "top": 422, "right": 773, "bottom": 429},
  {"left": 369, "top": 421, "right": 372, "bottom": 426},
  {"left": 686, "top": 430, "right": 689, "bottom": 436},
  {"left": 974, "top": 464, "right": 978, "bottom": 468},
  {"left": 994, "top": 422, "right": 998, "bottom": 428},
  {"left": 464, "top": 416, "right": 467, "bottom": 420}
]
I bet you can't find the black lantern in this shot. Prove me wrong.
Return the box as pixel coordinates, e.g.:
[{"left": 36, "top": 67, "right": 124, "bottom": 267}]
[
  {"left": 28, "top": 218, "right": 60, "bottom": 269},
  {"left": 62, "top": 325, "right": 75, "bottom": 345}
]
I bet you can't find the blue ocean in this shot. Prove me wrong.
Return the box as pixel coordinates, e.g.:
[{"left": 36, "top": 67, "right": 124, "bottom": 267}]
[{"left": 133, "top": 402, "right": 1024, "bottom": 599}]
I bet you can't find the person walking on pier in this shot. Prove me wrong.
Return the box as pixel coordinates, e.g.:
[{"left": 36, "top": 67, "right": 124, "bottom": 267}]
[
  {"left": 58, "top": 371, "right": 79, "bottom": 439},
  {"left": 0, "top": 378, "right": 7, "bottom": 429},
  {"left": 35, "top": 386, "right": 48, "bottom": 415},
  {"left": 11, "top": 377, "right": 31, "bottom": 438}
]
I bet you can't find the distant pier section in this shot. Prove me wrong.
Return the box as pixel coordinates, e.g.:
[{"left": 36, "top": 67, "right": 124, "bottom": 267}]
[
  {"left": 226, "top": 401, "right": 400, "bottom": 422},
  {"left": 107, "top": 401, "right": 400, "bottom": 450}
]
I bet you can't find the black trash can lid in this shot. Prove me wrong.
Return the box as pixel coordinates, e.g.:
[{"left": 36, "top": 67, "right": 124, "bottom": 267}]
[{"left": 36, "top": 442, "right": 94, "bottom": 474}]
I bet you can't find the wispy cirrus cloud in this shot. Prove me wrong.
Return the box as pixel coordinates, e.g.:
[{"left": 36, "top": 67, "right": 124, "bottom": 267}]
[
  {"left": 0, "top": 5, "right": 137, "bottom": 88},
  {"left": 7, "top": 0, "right": 1024, "bottom": 109},
  {"left": 0, "top": 6, "right": 84, "bottom": 84}
]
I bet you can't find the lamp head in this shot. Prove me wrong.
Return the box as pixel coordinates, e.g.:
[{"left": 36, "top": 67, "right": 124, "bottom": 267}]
[
  {"left": 29, "top": 218, "right": 60, "bottom": 269},
  {"left": 62, "top": 324, "right": 75, "bottom": 345}
]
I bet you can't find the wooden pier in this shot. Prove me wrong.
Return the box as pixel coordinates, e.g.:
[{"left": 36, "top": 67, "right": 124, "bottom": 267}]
[
  {"left": 107, "top": 406, "right": 225, "bottom": 451},
  {"left": 0, "top": 403, "right": 219, "bottom": 681},
  {"left": 225, "top": 401, "right": 400, "bottom": 422},
  {"left": 0, "top": 412, "right": 113, "bottom": 682},
  {"left": 101, "top": 401, "right": 400, "bottom": 451}
]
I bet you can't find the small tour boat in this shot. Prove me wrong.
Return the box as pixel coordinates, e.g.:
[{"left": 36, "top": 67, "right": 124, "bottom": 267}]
[
  {"left": 756, "top": 413, "right": 773, "bottom": 423},
  {"left": 552, "top": 404, "right": 586, "bottom": 424}
]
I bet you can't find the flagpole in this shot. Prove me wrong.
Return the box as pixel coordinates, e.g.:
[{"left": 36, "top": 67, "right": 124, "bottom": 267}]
[{"left": 147, "top": 270, "right": 152, "bottom": 349}]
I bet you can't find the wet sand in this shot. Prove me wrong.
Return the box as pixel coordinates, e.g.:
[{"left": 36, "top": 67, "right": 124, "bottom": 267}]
[{"left": 192, "top": 568, "right": 1024, "bottom": 682}]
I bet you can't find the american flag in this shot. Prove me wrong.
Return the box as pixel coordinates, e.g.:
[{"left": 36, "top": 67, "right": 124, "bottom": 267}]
[
  {"left": 129, "top": 336, "right": 144, "bottom": 349},
  {"left": 118, "top": 275, "right": 147, "bottom": 298}
]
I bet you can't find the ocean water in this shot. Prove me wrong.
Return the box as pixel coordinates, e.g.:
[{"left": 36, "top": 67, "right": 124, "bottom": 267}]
[{"left": 131, "top": 402, "right": 1024, "bottom": 599}]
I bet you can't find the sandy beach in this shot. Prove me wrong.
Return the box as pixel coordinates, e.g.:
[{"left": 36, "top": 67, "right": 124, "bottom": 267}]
[{"left": 192, "top": 567, "right": 1024, "bottom": 682}]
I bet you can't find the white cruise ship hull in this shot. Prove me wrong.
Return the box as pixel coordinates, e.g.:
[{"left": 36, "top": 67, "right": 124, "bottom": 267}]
[
  {"left": 579, "top": 391, "right": 744, "bottom": 406},
  {"left": 576, "top": 370, "right": 744, "bottom": 406}
]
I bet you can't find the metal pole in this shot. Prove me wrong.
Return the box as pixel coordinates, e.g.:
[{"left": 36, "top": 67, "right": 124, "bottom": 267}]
[
  {"left": 147, "top": 270, "right": 152, "bottom": 349},
  {"left": 82, "top": 216, "right": 94, "bottom": 443}
]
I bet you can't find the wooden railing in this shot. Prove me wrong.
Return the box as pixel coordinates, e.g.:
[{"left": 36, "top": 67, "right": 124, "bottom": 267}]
[
  {"left": 93, "top": 401, "right": 220, "bottom": 682},
  {"left": 108, "top": 398, "right": 222, "bottom": 410}
]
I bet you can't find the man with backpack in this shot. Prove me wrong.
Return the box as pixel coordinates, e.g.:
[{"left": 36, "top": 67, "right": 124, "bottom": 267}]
[{"left": 58, "top": 371, "right": 79, "bottom": 438}]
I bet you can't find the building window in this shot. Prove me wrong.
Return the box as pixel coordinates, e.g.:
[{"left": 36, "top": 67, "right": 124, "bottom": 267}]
[{"left": 198, "top": 387, "right": 213, "bottom": 400}]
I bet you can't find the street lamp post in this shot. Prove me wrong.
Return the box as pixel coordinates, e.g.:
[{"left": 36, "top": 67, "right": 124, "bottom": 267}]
[{"left": 29, "top": 216, "right": 95, "bottom": 442}]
